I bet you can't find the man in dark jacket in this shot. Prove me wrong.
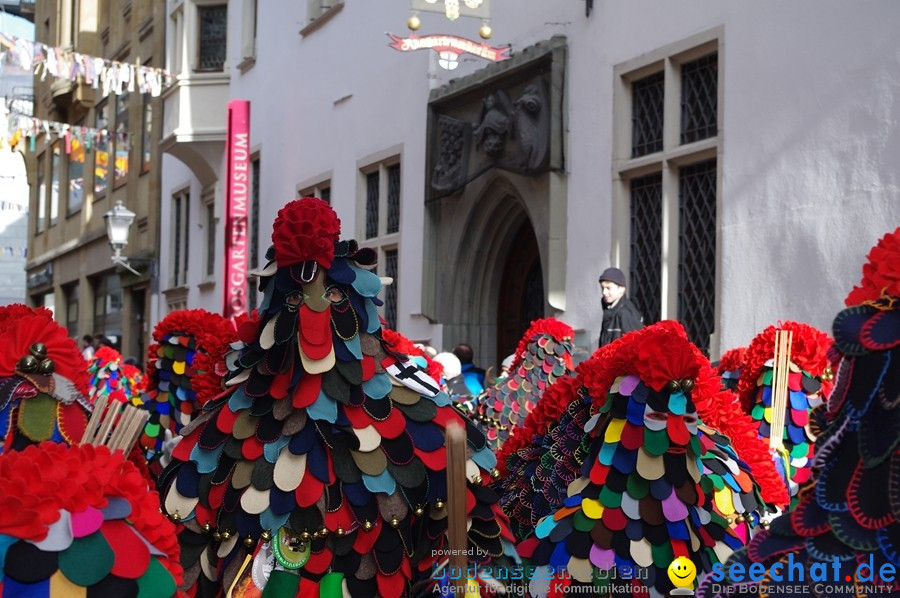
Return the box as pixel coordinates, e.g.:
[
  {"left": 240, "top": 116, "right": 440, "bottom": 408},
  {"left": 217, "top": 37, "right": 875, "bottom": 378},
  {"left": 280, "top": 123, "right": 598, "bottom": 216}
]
[{"left": 597, "top": 267, "right": 644, "bottom": 348}]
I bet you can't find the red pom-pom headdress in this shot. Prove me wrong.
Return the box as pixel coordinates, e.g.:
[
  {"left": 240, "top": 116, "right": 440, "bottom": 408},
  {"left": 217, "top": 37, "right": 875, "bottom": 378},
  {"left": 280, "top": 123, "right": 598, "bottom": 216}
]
[
  {"left": 845, "top": 226, "right": 900, "bottom": 306},
  {"left": 736, "top": 321, "right": 833, "bottom": 411},
  {"left": 145, "top": 308, "right": 239, "bottom": 405},
  {"left": 718, "top": 346, "right": 747, "bottom": 375},
  {"left": 0, "top": 304, "right": 90, "bottom": 398},
  {"left": 272, "top": 197, "right": 342, "bottom": 269},
  {"left": 508, "top": 317, "right": 574, "bottom": 373}
]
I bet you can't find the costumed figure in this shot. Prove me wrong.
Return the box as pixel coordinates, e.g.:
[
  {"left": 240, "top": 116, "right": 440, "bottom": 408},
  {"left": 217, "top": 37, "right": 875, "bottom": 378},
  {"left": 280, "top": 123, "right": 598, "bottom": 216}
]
[
  {"left": 698, "top": 227, "right": 900, "bottom": 598},
  {"left": 159, "top": 198, "right": 515, "bottom": 597},
  {"left": 0, "top": 305, "right": 91, "bottom": 454},
  {"left": 472, "top": 317, "right": 575, "bottom": 451},
  {"left": 0, "top": 441, "right": 182, "bottom": 596},
  {"left": 139, "top": 309, "right": 240, "bottom": 470},
  {"left": 497, "top": 321, "right": 788, "bottom": 596},
  {"left": 737, "top": 321, "right": 833, "bottom": 505},
  {"left": 716, "top": 346, "right": 746, "bottom": 393},
  {"left": 88, "top": 345, "right": 145, "bottom": 406}
]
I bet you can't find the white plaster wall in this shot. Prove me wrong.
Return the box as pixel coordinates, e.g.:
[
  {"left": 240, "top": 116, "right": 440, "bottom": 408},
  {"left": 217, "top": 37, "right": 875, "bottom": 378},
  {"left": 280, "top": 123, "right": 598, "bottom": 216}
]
[
  {"left": 0, "top": 148, "right": 29, "bottom": 306},
  {"left": 162, "top": 0, "right": 900, "bottom": 357}
]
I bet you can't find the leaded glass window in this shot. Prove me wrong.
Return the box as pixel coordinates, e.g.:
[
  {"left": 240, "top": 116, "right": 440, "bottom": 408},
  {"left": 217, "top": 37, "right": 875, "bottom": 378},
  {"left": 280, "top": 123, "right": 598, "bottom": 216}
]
[
  {"left": 365, "top": 171, "right": 379, "bottom": 239},
  {"left": 198, "top": 5, "right": 227, "bottom": 71},
  {"left": 629, "top": 173, "right": 663, "bottom": 325},
  {"left": 631, "top": 72, "right": 664, "bottom": 157},
  {"left": 384, "top": 249, "right": 398, "bottom": 330},
  {"left": 387, "top": 164, "right": 400, "bottom": 234},
  {"left": 677, "top": 159, "right": 717, "bottom": 354},
  {"left": 681, "top": 53, "right": 718, "bottom": 144}
]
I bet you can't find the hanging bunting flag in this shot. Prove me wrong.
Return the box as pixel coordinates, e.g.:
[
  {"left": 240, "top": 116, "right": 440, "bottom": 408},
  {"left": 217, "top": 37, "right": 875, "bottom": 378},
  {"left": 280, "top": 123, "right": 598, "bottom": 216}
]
[
  {"left": 4, "top": 113, "right": 117, "bottom": 154},
  {"left": 0, "top": 33, "right": 172, "bottom": 98}
]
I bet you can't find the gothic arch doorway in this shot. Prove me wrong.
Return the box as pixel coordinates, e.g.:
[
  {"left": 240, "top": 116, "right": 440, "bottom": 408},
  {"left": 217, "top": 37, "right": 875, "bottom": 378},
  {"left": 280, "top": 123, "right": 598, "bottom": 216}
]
[{"left": 496, "top": 219, "right": 545, "bottom": 366}]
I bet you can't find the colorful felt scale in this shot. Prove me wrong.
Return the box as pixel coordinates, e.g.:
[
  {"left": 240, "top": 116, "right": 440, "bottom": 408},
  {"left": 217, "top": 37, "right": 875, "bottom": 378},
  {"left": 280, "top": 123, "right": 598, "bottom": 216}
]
[
  {"left": 472, "top": 318, "right": 575, "bottom": 451},
  {"left": 716, "top": 346, "right": 746, "bottom": 393},
  {"left": 739, "top": 322, "right": 833, "bottom": 504},
  {"left": 139, "top": 309, "right": 238, "bottom": 463},
  {"left": 158, "top": 199, "right": 516, "bottom": 597},
  {"left": 88, "top": 346, "right": 144, "bottom": 407},
  {"left": 0, "top": 441, "right": 182, "bottom": 597},
  {"left": 698, "top": 228, "right": 900, "bottom": 598}
]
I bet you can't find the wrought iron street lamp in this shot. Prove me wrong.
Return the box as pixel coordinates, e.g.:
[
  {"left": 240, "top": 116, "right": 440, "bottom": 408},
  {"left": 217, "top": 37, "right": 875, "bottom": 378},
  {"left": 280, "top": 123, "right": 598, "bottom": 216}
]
[{"left": 103, "top": 200, "right": 141, "bottom": 276}]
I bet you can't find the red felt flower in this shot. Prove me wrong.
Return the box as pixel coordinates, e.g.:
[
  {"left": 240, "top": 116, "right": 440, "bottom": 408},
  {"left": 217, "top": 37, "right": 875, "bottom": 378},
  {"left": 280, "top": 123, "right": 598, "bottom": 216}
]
[
  {"left": 0, "top": 304, "right": 90, "bottom": 397},
  {"left": 272, "top": 197, "right": 342, "bottom": 269},
  {"left": 509, "top": 317, "right": 574, "bottom": 373},
  {"left": 845, "top": 227, "right": 900, "bottom": 306}
]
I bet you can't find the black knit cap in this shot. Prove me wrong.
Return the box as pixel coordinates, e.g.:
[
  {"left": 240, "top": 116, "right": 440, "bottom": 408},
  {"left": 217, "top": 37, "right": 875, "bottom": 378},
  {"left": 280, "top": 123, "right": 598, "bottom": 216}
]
[{"left": 598, "top": 267, "right": 626, "bottom": 287}]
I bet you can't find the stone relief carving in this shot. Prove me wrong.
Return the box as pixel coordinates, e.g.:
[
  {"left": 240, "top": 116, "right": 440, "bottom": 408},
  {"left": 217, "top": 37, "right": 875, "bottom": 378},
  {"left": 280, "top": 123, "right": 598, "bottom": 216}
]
[{"left": 430, "top": 76, "right": 551, "bottom": 197}]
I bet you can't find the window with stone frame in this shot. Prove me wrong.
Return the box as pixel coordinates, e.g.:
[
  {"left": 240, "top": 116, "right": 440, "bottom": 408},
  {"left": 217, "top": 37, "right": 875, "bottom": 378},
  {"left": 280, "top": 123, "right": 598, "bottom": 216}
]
[
  {"left": 171, "top": 189, "right": 190, "bottom": 287},
  {"left": 197, "top": 4, "right": 227, "bottom": 71},
  {"left": 359, "top": 158, "right": 401, "bottom": 329},
  {"left": 613, "top": 31, "right": 721, "bottom": 355}
]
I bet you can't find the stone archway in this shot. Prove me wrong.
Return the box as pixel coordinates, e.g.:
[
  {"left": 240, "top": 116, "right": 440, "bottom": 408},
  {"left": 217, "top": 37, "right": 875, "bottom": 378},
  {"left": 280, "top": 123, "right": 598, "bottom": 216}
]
[{"left": 496, "top": 220, "right": 544, "bottom": 367}]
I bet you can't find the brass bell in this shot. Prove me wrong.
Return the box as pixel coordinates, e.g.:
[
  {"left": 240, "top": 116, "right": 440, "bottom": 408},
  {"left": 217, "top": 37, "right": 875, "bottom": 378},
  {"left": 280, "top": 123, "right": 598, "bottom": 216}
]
[
  {"left": 221, "top": 531, "right": 231, "bottom": 540},
  {"left": 260, "top": 531, "right": 272, "bottom": 542},
  {"left": 479, "top": 23, "right": 492, "bottom": 39},
  {"left": 319, "top": 527, "right": 329, "bottom": 537},
  {"left": 407, "top": 14, "right": 421, "bottom": 31},
  {"left": 17, "top": 355, "right": 38, "bottom": 373},
  {"left": 170, "top": 511, "right": 181, "bottom": 522},
  {"left": 490, "top": 468, "right": 501, "bottom": 480},
  {"left": 38, "top": 359, "right": 55, "bottom": 375},
  {"left": 472, "top": 475, "right": 483, "bottom": 485},
  {"left": 414, "top": 507, "right": 425, "bottom": 517},
  {"left": 666, "top": 380, "right": 681, "bottom": 392},
  {"left": 822, "top": 367, "right": 834, "bottom": 382},
  {"left": 363, "top": 521, "right": 374, "bottom": 531},
  {"left": 336, "top": 527, "right": 345, "bottom": 536},
  {"left": 435, "top": 500, "right": 445, "bottom": 510},
  {"left": 202, "top": 523, "right": 212, "bottom": 533},
  {"left": 29, "top": 343, "right": 48, "bottom": 360},
  {"left": 300, "top": 531, "right": 311, "bottom": 542},
  {"left": 390, "top": 518, "right": 399, "bottom": 528},
  {"left": 681, "top": 378, "right": 694, "bottom": 391},
  {"left": 243, "top": 537, "right": 255, "bottom": 548},
  {"left": 212, "top": 532, "right": 222, "bottom": 541}
]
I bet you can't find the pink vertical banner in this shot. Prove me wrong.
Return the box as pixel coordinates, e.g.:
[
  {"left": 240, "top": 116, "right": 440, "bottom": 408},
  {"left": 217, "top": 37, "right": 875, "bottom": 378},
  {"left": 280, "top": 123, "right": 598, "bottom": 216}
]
[{"left": 223, "top": 100, "right": 251, "bottom": 319}]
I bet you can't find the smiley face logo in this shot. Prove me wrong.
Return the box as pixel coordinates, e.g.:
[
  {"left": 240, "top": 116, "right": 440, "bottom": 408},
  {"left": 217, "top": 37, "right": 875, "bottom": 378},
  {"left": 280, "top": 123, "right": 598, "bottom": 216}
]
[{"left": 667, "top": 556, "right": 697, "bottom": 589}]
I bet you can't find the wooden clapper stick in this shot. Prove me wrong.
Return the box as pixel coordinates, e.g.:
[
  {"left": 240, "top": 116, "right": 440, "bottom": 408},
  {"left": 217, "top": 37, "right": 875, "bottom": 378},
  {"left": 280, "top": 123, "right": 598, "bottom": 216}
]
[
  {"left": 769, "top": 330, "right": 794, "bottom": 471},
  {"left": 446, "top": 421, "right": 470, "bottom": 597},
  {"left": 81, "top": 395, "right": 150, "bottom": 454}
]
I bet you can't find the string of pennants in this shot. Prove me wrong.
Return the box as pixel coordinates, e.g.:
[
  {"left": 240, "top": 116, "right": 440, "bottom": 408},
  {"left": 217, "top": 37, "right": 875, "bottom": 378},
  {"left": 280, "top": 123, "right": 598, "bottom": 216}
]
[
  {"left": 6, "top": 113, "right": 130, "bottom": 156},
  {"left": 0, "top": 33, "right": 172, "bottom": 97},
  {"left": 0, "top": 246, "right": 28, "bottom": 258}
]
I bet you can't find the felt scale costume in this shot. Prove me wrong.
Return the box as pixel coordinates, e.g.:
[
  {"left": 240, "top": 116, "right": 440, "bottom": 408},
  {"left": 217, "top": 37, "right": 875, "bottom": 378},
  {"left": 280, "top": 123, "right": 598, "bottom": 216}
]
[
  {"left": 716, "top": 346, "right": 746, "bottom": 393},
  {"left": 737, "top": 321, "right": 833, "bottom": 503},
  {"left": 88, "top": 345, "right": 146, "bottom": 407},
  {"left": 0, "top": 441, "right": 183, "bottom": 597},
  {"left": 140, "top": 309, "right": 239, "bottom": 464},
  {"left": 0, "top": 306, "right": 182, "bottom": 596},
  {"left": 472, "top": 317, "right": 575, "bottom": 451},
  {"left": 497, "top": 321, "right": 786, "bottom": 597},
  {"left": 159, "top": 198, "right": 515, "bottom": 597},
  {"left": 697, "top": 227, "right": 900, "bottom": 598},
  {"left": 0, "top": 305, "right": 91, "bottom": 454}
]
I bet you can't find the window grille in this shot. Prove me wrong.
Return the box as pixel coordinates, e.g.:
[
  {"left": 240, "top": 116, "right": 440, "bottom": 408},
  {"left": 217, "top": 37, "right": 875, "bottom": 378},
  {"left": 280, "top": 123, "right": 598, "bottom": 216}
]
[
  {"left": 677, "top": 159, "right": 717, "bottom": 354},
  {"left": 629, "top": 173, "right": 663, "bottom": 325},
  {"left": 384, "top": 249, "right": 398, "bottom": 330},
  {"left": 387, "top": 164, "right": 400, "bottom": 234},
  {"left": 631, "top": 72, "right": 664, "bottom": 157},
  {"left": 198, "top": 5, "right": 227, "bottom": 71},
  {"left": 319, "top": 186, "right": 331, "bottom": 205},
  {"left": 680, "top": 53, "right": 718, "bottom": 144},
  {"left": 365, "top": 171, "right": 379, "bottom": 239},
  {"left": 206, "top": 203, "right": 215, "bottom": 278}
]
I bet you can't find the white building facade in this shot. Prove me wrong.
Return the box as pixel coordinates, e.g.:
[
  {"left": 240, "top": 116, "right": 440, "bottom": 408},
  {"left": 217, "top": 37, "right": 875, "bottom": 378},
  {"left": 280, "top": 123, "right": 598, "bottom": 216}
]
[{"left": 160, "top": 0, "right": 900, "bottom": 367}]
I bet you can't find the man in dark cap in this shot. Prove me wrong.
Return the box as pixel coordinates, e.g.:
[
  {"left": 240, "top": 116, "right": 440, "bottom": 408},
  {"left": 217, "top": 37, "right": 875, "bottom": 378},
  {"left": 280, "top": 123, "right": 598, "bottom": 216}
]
[{"left": 597, "top": 267, "right": 643, "bottom": 348}]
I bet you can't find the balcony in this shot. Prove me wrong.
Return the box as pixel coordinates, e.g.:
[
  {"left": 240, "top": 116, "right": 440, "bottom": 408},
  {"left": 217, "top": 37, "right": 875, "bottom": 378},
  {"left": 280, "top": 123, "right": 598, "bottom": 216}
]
[{"left": 160, "top": 72, "right": 229, "bottom": 187}]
